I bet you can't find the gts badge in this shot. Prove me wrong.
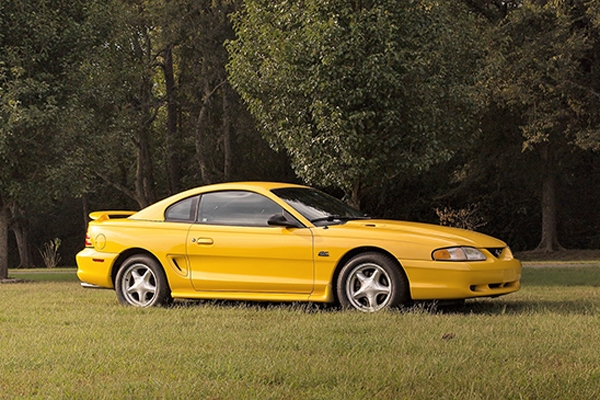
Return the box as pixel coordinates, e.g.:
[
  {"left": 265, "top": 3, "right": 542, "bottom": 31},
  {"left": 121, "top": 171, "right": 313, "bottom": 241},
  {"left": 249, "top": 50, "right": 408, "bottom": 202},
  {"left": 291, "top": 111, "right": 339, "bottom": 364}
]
[{"left": 318, "top": 251, "right": 330, "bottom": 257}]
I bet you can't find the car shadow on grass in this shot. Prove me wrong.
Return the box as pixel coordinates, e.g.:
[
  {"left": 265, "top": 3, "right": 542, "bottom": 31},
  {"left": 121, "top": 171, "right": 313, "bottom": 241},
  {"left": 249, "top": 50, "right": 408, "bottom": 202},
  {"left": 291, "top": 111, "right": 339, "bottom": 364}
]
[
  {"left": 432, "top": 298, "right": 600, "bottom": 316},
  {"left": 168, "top": 297, "right": 600, "bottom": 316},
  {"left": 169, "top": 298, "right": 335, "bottom": 313}
]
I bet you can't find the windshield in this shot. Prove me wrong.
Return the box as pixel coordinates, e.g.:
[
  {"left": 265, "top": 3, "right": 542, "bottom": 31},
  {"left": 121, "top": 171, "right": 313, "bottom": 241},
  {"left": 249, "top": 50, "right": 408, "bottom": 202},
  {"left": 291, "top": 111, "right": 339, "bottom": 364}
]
[{"left": 272, "top": 187, "right": 368, "bottom": 226}]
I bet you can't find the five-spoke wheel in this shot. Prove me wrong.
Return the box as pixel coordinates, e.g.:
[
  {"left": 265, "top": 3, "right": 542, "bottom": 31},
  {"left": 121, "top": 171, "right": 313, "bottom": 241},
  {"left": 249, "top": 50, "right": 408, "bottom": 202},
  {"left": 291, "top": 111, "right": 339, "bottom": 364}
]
[
  {"left": 115, "top": 255, "right": 172, "bottom": 307},
  {"left": 337, "top": 252, "right": 408, "bottom": 312}
]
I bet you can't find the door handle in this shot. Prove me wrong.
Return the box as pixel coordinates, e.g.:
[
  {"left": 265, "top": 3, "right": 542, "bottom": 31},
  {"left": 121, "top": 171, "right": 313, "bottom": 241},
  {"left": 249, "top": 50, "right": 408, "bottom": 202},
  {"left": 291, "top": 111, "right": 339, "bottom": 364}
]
[{"left": 194, "top": 237, "right": 214, "bottom": 245}]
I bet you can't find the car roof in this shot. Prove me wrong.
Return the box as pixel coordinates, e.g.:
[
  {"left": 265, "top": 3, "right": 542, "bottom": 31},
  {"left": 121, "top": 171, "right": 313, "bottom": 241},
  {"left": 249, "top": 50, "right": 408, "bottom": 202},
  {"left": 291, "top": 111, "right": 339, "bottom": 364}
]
[
  {"left": 130, "top": 181, "right": 308, "bottom": 221},
  {"left": 197, "top": 181, "right": 306, "bottom": 192}
]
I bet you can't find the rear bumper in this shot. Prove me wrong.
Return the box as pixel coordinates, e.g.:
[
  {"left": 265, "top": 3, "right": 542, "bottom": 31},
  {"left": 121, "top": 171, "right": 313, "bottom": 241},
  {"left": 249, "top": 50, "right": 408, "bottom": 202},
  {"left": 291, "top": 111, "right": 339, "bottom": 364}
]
[
  {"left": 76, "top": 248, "right": 117, "bottom": 289},
  {"left": 403, "top": 258, "right": 522, "bottom": 300}
]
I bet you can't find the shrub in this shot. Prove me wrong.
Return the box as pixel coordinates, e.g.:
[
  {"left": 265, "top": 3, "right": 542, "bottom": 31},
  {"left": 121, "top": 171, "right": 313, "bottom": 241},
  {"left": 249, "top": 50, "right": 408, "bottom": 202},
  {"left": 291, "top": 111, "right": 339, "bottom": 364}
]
[{"left": 39, "top": 238, "right": 61, "bottom": 268}]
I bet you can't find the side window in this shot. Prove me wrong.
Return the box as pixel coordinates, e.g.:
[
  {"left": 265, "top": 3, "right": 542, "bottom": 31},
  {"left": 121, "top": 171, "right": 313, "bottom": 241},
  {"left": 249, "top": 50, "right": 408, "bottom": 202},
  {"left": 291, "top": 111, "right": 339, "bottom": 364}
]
[
  {"left": 198, "top": 191, "right": 283, "bottom": 227},
  {"left": 165, "top": 196, "right": 199, "bottom": 222}
]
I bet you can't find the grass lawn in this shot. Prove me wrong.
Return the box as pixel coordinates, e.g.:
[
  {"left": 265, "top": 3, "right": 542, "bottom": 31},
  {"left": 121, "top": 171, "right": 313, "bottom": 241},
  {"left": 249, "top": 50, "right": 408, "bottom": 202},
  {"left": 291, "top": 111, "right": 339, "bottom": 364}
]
[
  {"left": 7, "top": 268, "right": 79, "bottom": 282},
  {"left": 1, "top": 265, "right": 599, "bottom": 399}
]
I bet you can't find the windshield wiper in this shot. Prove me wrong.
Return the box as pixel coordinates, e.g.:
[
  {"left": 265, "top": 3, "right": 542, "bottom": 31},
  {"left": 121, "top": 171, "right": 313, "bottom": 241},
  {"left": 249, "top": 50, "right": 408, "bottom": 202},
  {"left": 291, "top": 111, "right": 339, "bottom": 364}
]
[{"left": 310, "top": 215, "right": 371, "bottom": 224}]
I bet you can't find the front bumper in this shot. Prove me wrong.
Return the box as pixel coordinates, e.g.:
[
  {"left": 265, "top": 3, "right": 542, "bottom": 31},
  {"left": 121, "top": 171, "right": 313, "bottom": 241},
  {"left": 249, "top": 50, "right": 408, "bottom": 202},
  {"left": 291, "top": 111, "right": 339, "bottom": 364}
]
[{"left": 402, "top": 257, "right": 522, "bottom": 300}]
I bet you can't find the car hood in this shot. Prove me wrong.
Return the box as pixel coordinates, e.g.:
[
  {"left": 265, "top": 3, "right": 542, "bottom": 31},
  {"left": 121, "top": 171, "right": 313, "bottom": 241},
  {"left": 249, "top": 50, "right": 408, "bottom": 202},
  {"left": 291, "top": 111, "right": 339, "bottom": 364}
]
[{"left": 335, "top": 219, "right": 507, "bottom": 248}]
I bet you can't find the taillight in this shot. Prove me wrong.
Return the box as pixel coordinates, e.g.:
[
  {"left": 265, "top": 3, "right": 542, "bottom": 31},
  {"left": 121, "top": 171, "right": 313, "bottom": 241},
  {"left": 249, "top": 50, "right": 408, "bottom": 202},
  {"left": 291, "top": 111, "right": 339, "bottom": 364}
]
[{"left": 85, "top": 232, "right": 93, "bottom": 247}]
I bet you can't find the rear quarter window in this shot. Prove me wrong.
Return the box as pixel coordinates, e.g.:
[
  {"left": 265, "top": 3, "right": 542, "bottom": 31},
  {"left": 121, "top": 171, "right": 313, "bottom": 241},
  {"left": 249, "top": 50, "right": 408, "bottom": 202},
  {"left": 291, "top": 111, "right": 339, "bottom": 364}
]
[{"left": 165, "top": 196, "right": 199, "bottom": 222}]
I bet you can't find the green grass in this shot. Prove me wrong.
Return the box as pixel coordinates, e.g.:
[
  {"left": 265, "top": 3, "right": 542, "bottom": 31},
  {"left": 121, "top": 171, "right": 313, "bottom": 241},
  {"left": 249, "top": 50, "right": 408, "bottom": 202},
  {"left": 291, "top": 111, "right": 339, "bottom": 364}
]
[
  {"left": 522, "top": 265, "right": 600, "bottom": 286},
  {"left": 1, "top": 267, "right": 600, "bottom": 399},
  {"left": 7, "top": 268, "right": 79, "bottom": 282}
]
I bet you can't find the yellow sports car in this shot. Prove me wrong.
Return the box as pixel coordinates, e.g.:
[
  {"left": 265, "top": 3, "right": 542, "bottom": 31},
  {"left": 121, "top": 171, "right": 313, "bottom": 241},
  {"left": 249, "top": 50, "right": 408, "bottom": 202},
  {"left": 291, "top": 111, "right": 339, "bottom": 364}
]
[{"left": 76, "top": 182, "right": 521, "bottom": 312}]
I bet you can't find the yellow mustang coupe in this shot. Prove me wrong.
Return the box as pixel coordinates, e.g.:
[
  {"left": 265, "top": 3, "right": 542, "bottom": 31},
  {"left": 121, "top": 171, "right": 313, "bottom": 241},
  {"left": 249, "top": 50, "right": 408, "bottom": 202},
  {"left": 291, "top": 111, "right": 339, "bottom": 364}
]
[{"left": 77, "top": 182, "right": 521, "bottom": 312}]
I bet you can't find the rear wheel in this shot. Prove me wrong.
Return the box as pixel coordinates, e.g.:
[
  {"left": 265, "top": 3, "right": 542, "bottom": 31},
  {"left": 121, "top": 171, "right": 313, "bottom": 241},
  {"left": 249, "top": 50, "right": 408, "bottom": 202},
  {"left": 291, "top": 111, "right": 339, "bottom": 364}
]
[
  {"left": 115, "top": 255, "right": 172, "bottom": 307},
  {"left": 337, "top": 252, "right": 408, "bottom": 312}
]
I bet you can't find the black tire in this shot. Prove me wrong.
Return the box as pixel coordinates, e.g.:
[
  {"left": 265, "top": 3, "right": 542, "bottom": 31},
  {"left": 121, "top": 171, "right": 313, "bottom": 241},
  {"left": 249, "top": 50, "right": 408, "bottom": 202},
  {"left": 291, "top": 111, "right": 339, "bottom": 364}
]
[
  {"left": 115, "top": 255, "right": 172, "bottom": 307},
  {"left": 336, "top": 252, "right": 409, "bottom": 312}
]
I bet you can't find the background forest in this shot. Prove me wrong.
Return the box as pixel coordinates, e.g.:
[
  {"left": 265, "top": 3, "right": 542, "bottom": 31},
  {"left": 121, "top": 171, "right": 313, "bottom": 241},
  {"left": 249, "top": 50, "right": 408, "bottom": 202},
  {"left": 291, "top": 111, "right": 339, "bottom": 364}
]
[{"left": 1, "top": 0, "right": 600, "bottom": 274}]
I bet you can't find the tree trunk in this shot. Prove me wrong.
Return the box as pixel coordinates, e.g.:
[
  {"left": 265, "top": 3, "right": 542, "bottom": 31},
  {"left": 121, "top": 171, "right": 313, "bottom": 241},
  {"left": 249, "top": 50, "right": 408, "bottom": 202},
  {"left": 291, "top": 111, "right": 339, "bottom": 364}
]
[
  {"left": 195, "top": 80, "right": 221, "bottom": 185},
  {"left": 163, "top": 45, "right": 181, "bottom": 194},
  {"left": 82, "top": 193, "right": 90, "bottom": 229},
  {"left": 134, "top": 69, "right": 158, "bottom": 208},
  {"left": 131, "top": 27, "right": 157, "bottom": 208},
  {"left": 536, "top": 143, "right": 563, "bottom": 251},
  {"left": 135, "top": 129, "right": 157, "bottom": 208},
  {"left": 195, "top": 92, "right": 211, "bottom": 185},
  {"left": 0, "top": 206, "right": 8, "bottom": 279},
  {"left": 8, "top": 203, "right": 35, "bottom": 268},
  {"left": 222, "top": 82, "right": 232, "bottom": 181},
  {"left": 349, "top": 179, "right": 362, "bottom": 210},
  {"left": 11, "top": 222, "right": 34, "bottom": 268}
]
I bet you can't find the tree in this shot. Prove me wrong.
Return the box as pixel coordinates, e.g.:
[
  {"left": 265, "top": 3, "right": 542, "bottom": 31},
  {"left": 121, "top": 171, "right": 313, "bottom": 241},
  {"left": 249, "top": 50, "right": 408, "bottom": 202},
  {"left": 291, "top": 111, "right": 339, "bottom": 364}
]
[
  {"left": 485, "top": 0, "right": 598, "bottom": 251},
  {"left": 170, "top": 0, "right": 240, "bottom": 186},
  {"left": 73, "top": 0, "right": 271, "bottom": 211},
  {"left": 227, "top": 0, "right": 483, "bottom": 207},
  {"left": 72, "top": 0, "right": 162, "bottom": 209},
  {"left": 574, "top": 0, "right": 600, "bottom": 152},
  {"left": 0, "top": 0, "right": 106, "bottom": 275}
]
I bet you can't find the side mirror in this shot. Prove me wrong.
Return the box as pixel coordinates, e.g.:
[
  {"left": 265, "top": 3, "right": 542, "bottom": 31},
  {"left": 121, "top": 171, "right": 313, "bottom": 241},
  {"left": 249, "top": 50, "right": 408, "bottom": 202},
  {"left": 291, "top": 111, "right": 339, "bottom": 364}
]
[{"left": 267, "top": 214, "right": 302, "bottom": 228}]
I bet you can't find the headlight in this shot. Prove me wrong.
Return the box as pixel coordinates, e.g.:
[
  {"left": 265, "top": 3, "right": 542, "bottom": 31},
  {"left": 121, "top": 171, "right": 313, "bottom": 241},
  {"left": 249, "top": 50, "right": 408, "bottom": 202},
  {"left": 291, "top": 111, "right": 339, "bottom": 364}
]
[{"left": 432, "top": 246, "right": 487, "bottom": 261}]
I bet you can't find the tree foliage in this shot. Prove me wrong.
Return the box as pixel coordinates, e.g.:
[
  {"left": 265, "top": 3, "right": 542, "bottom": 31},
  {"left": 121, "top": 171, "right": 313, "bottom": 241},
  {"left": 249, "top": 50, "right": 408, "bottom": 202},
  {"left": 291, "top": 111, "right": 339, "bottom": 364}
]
[
  {"left": 0, "top": 0, "right": 107, "bottom": 275},
  {"left": 227, "top": 0, "right": 483, "bottom": 206},
  {"left": 482, "top": 0, "right": 600, "bottom": 250},
  {"left": 1, "top": 0, "right": 600, "bottom": 275},
  {"left": 72, "top": 0, "right": 289, "bottom": 209}
]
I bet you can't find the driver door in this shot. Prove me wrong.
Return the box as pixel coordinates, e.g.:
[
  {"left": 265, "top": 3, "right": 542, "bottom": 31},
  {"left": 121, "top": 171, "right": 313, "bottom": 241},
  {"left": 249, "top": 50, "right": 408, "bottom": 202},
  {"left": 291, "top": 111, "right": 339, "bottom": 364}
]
[{"left": 187, "top": 191, "right": 314, "bottom": 294}]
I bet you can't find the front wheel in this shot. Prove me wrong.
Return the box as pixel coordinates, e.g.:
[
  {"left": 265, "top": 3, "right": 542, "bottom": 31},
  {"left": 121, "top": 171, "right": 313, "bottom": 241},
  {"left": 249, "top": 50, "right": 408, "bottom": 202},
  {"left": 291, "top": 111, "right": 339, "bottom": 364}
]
[
  {"left": 337, "top": 252, "right": 409, "bottom": 312},
  {"left": 115, "top": 255, "right": 172, "bottom": 307}
]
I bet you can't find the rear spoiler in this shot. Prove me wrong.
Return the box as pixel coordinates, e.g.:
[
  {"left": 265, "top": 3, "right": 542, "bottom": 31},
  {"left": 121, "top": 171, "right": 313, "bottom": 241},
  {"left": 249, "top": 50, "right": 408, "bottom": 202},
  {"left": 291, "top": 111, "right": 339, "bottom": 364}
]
[{"left": 89, "top": 211, "right": 137, "bottom": 222}]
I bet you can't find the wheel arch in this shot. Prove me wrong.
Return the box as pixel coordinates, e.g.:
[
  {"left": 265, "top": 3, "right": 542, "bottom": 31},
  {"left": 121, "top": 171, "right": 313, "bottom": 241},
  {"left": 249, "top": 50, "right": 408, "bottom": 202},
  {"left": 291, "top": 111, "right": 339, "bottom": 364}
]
[
  {"left": 110, "top": 248, "right": 165, "bottom": 287},
  {"left": 331, "top": 246, "right": 411, "bottom": 303}
]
